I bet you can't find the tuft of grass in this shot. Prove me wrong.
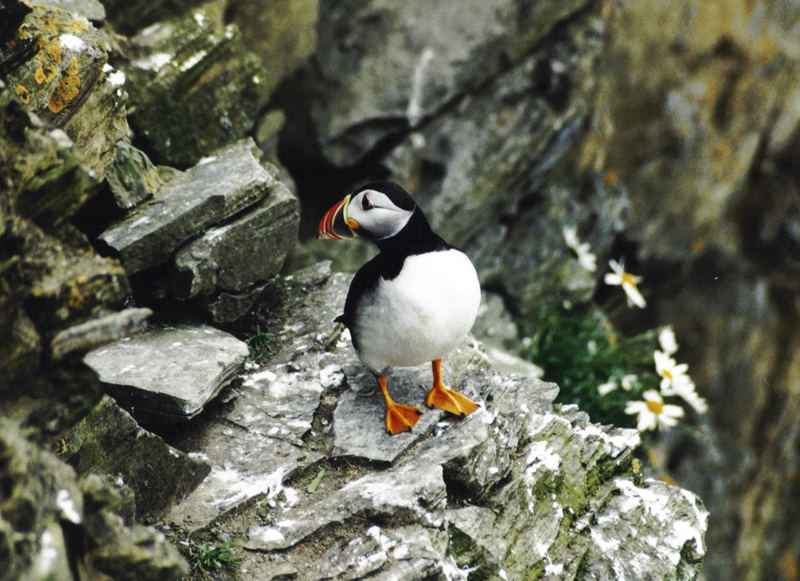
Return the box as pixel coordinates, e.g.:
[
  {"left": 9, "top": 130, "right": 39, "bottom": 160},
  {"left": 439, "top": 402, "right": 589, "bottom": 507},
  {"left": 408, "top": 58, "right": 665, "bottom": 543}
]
[
  {"left": 245, "top": 324, "right": 276, "bottom": 362},
  {"left": 186, "top": 541, "right": 244, "bottom": 574},
  {"left": 519, "top": 301, "right": 659, "bottom": 428}
]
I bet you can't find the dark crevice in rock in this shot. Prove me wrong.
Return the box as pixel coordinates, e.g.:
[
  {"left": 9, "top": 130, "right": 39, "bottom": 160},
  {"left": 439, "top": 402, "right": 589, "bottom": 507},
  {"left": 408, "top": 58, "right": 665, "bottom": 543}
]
[
  {"left": 59, "top": 520, "right": 84, "bottom": 581},
  {"left": 273, "top": 114, "right": 394, "bottom": 239},
  {"left": 284, "top": 456, "right": 372, "bottom": 493},
  {"left": 441, "top": 461, "right": 481, "bottom": 507},
  {"left": 71, "top": 186, "right": 130, "bottom": 241},
  {"left": 273, "top": 1, "right": 602, "bottom": 240}
]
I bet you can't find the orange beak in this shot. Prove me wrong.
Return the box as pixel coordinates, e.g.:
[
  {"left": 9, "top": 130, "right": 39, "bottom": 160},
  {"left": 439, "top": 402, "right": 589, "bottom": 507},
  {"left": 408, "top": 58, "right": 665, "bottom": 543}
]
[{"left": 317, "top": 194, "right": 358, "bottom": 240}]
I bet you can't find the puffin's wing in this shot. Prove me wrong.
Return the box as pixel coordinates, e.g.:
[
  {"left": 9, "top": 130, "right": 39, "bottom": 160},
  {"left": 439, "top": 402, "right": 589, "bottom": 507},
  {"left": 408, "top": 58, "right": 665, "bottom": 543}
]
[{"left": 338, "top": 255, "right": 385, "bottom": 329}]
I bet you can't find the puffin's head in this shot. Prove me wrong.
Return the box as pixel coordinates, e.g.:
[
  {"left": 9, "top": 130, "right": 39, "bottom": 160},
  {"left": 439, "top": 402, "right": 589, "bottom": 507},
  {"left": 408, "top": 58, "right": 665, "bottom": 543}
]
[{"left": 317, "top": 182, "right": 416, "bottom": 242}]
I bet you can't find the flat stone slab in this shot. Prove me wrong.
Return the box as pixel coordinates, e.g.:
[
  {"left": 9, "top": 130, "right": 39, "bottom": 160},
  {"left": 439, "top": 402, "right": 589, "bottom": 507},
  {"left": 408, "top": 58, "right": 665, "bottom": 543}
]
[
  {"left": 332, "top": 334, "right": 490, "bottom": 463},
  {"left": 165, "top": 424, "right": 316, "bottom": 531},
  {"left": 172, "top": 181, "right": 299, "bottom": 299},
  {"left": 333, "top": 369, "right": 444, "bottom": 462},
  {"left": 246, "top": 464, "right": 448, "bottom": 552},
  {"left": 51, "top": 307, "right": 152, "bottom": 360},
  {"left": 100, "top": 138, "right": 276, "bottom": 274},
  {"left": 163, "top": 355, "right": 332, "bottom": 531},
  {"left": 225, "top": 362, "right": 326, "bottom": 447},
  {"left": 84, "top": 325, "right": 249, "bottom": 423}
]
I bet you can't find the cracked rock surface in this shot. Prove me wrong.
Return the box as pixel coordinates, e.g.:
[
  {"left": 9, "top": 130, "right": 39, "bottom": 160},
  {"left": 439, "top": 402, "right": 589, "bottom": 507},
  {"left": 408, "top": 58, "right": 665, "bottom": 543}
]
[{"left": 153, "top": 263, "right": 708, "bottom": 579}]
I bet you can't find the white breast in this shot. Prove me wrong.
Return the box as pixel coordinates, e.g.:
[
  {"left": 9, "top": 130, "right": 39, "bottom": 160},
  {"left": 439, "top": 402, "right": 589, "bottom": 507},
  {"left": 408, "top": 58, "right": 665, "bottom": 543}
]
[{"left": 352, "top": 249, "right": 481, "bottom": 373}]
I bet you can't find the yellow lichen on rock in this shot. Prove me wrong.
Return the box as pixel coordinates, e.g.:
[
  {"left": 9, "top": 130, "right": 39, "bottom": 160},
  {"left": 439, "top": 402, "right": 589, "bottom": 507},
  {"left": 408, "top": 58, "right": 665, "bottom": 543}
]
[
  {"left": 16, "top": 85, "right": 31, "bottom": 104},
  {"left": 49, "top": 74, "right": 81, "bottom": 113},
  {"left": 9, "top": 6, "right": 94, "bottom": 113},
  {"left": 34, "top": 42, "right": 61, "bottom": 85},
  {"left": 34, "top": 9, "right": 87, "bottom": 37},
  {"left": 66, "top": 56, "right": 79, "bottom": 77},
  {"left": 34, "top": 64, "right": 58, "bottom": 84},
  {"left": 46, "top": 56, "right": 81, "bottom": 113},
  {"left": 45, "top": 43, "right": 62, "bottom": 65}
]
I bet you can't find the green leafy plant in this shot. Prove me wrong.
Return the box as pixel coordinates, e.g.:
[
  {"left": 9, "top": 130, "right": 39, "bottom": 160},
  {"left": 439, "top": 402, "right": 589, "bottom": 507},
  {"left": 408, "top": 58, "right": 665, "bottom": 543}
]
[
  {"left": 520, "top": 301, "right": 658, "bottom": 429},
  {"left": 245, "top": 324, "right": 275, "bottom": 362},
  {"left": 520, "top": 228, "right": 707, "bottom": 434},
  {"left": 186, "top": 541, "right": 244, "bottom": 574}
]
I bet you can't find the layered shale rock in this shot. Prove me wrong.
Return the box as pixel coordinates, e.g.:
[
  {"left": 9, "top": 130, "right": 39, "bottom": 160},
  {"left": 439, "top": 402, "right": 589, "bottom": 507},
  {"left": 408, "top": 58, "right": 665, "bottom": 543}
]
[
  {"left": 99, "top": 138, "right": 300, "bottom": 321},
  {"left": 0, "top": 0, "right": 127, "bottom": 183},
  {"left": 121, "top": 0, "right": 268, "bottom": 166},
  {"left": 0, "top": 0, "right": 299, "bottom": 577},
  {"left": 60, "top": 395, "right": 211, "bottom": 520},
  {"left": 0, "top": 419, "right": 188, "bottom": 581}
]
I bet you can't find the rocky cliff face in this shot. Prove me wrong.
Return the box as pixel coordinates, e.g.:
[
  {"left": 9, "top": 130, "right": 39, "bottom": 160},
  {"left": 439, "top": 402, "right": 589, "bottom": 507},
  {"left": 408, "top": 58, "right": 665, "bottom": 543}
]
[
  {"left": 275, "top": 2, "right": 800, "bottom": 580},
  {"left": 82, "top": 263, "right": 710, "bottom": 580},
  {"left": 1, "top": 0, "right": 793, "bottom": 579}
]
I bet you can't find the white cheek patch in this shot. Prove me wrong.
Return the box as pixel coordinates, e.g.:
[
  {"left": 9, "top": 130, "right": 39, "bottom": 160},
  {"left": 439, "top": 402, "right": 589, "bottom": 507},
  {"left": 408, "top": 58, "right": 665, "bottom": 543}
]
[
  {"left": 362, "top": 190, "right": 394, "bottom": 208},
  {"left": 373, "top": 209, "right": 412, "bottom": 239},
  {"left": 350, "top": 191, "right": 413, "bottom": 239}
]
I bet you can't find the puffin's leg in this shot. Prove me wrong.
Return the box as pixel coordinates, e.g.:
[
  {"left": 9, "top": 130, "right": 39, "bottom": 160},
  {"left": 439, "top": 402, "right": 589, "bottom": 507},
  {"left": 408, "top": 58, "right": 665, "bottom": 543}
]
[
  {"left": 377, "top": 375, "right": 422, "bottom": 434},
  {"left": 425, "top": 358, "right": 480, "bottom": 417}
]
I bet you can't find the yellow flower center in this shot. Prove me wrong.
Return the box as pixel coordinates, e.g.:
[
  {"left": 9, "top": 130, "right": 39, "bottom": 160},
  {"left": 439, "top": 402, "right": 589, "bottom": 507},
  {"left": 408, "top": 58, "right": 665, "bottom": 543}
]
[
  {"left": 663, "top": 368, "right": 673, "bottom": 380},
  {"left": 646, "top": 400, "right": 664, "bottom": 415},
  {"left": 621, "top": 272, "right": 638, "bottom": 287}
]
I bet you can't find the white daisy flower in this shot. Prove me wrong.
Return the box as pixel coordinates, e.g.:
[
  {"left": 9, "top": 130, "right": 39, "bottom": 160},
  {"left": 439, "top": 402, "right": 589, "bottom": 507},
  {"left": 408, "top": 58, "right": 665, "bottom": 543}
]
[
  {"left": 562, "top": 225, "right": 597, "bottom": 272},
  {"left": 604, "top": 259, "right": 646, "bottom": 308},
  {"left": 658, "top": 326, "right": 679, "bottom": 355},
  {"left": 654, "top": 350, "right": 708, "bottom": 414},
  {"left": 654, "top": 350, "right": 691, "bottom": 393},
  {"left": 576, "top": 249, "right": 598, "bottom": 273},
  {"left": 662, "top": 373, "right": 708, "bottom": 415},
  {"left": 562, "top": 225, "right": 580, "bottom": 249},
  {"left": 620, "top": 374, "right": 638, "bottom": 391},
  {"left": 681, "top": 389, "right": 709, "bottom": 415},
  {"left": 597, "top": 379, "right": 618, "bottom": 395},
  {"left": 625, "top": 390, "right": 684, "bottom": 431}
]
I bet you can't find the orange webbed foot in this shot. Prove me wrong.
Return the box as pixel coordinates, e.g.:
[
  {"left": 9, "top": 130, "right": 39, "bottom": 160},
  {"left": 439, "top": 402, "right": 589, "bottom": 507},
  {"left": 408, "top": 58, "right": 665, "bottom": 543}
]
[
  {"left": 377, "top": 375, "right": 422, "bottom": 435},
  {"left": 425, "top": 384, "right": 480, "bottom": 417},
  {"left": 384, "top": 400, "right": 423, "bottom": 434},
  {"left": 425, "top": 359, "right": 480, "bottom": 417}
]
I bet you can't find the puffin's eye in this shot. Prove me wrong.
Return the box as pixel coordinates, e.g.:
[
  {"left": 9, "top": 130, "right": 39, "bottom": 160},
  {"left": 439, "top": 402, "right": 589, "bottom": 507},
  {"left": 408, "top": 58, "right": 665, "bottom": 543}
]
[{"left": 362, "top": 195, "right": 373, "bottom": 210}]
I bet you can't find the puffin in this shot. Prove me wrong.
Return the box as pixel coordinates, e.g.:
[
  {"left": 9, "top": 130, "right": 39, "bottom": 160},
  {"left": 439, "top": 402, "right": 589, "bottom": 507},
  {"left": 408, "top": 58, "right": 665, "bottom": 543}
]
[{"left": 317, "top": 181, "right": 481, "bottom": 435}]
